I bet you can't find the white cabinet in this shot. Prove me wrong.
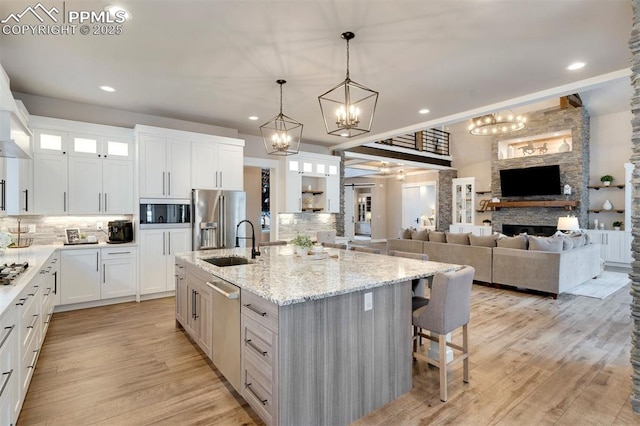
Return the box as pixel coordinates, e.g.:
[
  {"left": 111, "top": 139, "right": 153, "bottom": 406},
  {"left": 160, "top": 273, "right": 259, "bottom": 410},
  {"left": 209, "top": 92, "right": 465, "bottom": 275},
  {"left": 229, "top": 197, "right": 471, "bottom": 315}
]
[
  {"left": 32, "top": 125, "right": 134, "bottom": 215},
  {"left": 41, "top": 252, "right": 59, "bottom": 336},
  {"left": 140, "top": 228, "right": 191, "bottom": 295},
  {"left": 584, "top": 230, "right": 632, "bottom": 265},
  {"left": 60, "top": 249, "right": 101, "bottom": 305},
  {"left": 449, "top": 224, "right": 492, "bottom": 236},
  {"left": 175, "top": 258, "right": 187, "bottom": 326},
  {"left": 101, "top": 247, "right": 137, "bottom": 299},
  {"left": 5, "top": 157, "right": 33, "bottom": 215},
  {"left": 281, "top": 155, "right": 341, "bottom": 213},
  {"left": 0, "top": 306, "right": 18, "bottom": 426},
  {"left": 452, "top": 177, "right": 475, "bottom": 226},
  {"left": 139, "top": 135, "right": 191, "bottom": 198},
  {"left": 191, "top": 142, "right": 243, "bottom": 190},
  {"left": 183, "top": 263, "right": 213, "bottom": 359}
]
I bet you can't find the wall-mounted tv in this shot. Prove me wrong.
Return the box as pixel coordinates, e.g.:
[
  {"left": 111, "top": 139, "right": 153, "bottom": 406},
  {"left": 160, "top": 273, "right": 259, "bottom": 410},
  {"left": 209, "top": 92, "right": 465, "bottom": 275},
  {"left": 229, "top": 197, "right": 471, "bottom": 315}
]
[{"left": 499, "top": 165, "right": 561, "bottom": 197}]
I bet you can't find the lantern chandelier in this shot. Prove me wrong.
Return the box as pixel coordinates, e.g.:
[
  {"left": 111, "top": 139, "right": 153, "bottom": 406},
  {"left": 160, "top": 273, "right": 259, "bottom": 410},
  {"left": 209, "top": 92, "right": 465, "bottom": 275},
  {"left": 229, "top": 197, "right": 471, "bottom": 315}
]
[
  {"left": 260, "top": 79, "right": 303, "bottom": 156},
  {"left": 318, "top": 31, "right": 379, "bottom": 138},
  {"left": 468, "top": 112, "right": 526, "bottom": 136}
]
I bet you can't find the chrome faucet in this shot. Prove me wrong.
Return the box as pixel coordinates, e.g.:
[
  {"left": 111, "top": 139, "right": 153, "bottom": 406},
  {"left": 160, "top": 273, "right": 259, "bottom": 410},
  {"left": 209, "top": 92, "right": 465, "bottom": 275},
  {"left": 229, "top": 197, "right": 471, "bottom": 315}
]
[{"left": 235, "top": 220, "right": 260, "bottom": 259}]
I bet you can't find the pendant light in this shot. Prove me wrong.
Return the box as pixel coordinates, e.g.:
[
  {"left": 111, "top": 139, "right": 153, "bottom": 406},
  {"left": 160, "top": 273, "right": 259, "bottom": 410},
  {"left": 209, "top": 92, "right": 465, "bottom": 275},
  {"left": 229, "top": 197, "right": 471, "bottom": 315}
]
[
  {"left": 260, "top": 79, "right": 303, "bottom": 156},
  {"left": 318, "top": 31, "right": 379, "bottom": 138}
]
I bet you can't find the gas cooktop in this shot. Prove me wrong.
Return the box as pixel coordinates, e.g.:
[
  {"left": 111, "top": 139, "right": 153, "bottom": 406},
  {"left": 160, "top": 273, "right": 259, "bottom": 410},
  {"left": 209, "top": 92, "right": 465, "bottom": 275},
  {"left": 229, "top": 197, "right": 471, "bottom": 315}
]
[{"left": 0, "top": 261, "right": 29, "bottom": 285}]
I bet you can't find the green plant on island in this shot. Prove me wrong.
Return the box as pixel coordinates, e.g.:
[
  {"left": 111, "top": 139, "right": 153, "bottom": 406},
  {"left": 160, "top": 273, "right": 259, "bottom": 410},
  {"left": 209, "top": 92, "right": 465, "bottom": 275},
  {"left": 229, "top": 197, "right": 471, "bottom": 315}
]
[
  {"left": 613, "top": 221, "right": 623, "bottom": 228},
  {"left": 600, "top": 175, "right": 614, "bottom": 183},
  {"left": 290, "top": 234, "right": 313, "bottom": 249}
]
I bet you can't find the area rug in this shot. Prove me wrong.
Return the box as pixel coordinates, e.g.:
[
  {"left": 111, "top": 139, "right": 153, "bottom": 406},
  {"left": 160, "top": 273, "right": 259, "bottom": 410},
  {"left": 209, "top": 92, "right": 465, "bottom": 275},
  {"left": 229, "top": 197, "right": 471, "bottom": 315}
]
[{"left": 564, "top": 271, "right": 631, "bottom": 299}]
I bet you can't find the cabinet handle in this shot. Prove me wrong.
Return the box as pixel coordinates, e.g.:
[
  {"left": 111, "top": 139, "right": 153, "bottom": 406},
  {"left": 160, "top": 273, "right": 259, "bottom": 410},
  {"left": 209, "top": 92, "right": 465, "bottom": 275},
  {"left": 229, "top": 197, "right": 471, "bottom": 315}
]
[
  {"left": 0, "top": 179, "right": 5, "bottom": 211},
  {"left": 191, "top": 289, "right": 195, "bottom": 319},
  {"left": 27, "top": 314, "right": 39, "bottom": 330},
  {"left": 104, "top": 193, "right": 107, "bottom": 212},
  {"left": 244, "top": 338, "right": 267, "bottom": 356},
  {"left": 162, "top": 172, "right": 166, "bottom": 196},
  {"left": 53, "top": 271, "right": 57, "bottom": 295},
  {"left": 98, "top": 193, "right": 101, "bottom": 211},
  {"left": 215, "top": 171, "right": 218, "bottom": 188},
  {"left": 63, "top": 191, "right": 67, "bottom": 212},
  {"left": 163, "top": 232, "right": 166, "bottom": 255},
  {"left": 15, "top": 298, "right": 26, "bottom": 306},
  {"left": 0, "top": 325, "right": 15, "bottom": 350},
  {"left": 168, "top": 172, "right": 171, "bottom": 195},
  {"left": 23, "top": 189, "right": 28, "bottom": 212},
  {"left": 107, "top": 251, "right": 131, "bottom": 255},
  {"left": 27, "top": 349, "right": 39, "bottom": 369},
  {"left": 96, "top": 252, "right": 99, "bottom": 271},
  {"left": 194, "top": 291, "right": 199, "bottom": 319},
  {"left": 45, "top": 313, "right": 52, "bottom": 325},
  {"left": 168, "top": 231, "right": 171, "bottom": 255},
  {"left": 103, "top": 265, "right": 106, "bottom": 283},
  {"left": 245, "top": 383, "right": 268, "bottom": 406},
  {"left": 44, "top": 288, "right": 51, "bottom": 297},
  {"left": 243, "top": 303, "right": 267, "bottom": 317},
  {"left": 0, "top": 369, "right": 13, "bottom": 398}
]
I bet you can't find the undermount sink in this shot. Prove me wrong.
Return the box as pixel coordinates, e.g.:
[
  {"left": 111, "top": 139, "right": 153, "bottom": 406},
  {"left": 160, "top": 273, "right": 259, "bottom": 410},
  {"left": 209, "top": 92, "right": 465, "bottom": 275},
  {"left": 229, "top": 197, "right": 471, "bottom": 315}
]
[{"left": 202, "top": 256, "right": 251, "bottom": 267}]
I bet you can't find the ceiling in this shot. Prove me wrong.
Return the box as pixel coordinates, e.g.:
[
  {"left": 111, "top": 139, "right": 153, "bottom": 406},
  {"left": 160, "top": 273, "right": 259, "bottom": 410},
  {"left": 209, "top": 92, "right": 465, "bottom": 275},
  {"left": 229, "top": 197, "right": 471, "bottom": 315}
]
[{"left": 0, "top": 0, "right": 633, "bottom": 149}]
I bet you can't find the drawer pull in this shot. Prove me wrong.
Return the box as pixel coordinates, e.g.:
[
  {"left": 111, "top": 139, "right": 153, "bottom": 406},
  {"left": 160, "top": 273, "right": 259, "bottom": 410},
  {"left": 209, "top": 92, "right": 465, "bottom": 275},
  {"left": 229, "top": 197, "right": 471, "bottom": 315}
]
[
  {"left": 243, "top": 303, "right": 267, "bottom": 317},
  {"left": 27, "top": 349, "right": 39, "bottom": 369},
  {"left": 245, "top": 382, "right": 268, "bottom": 406},
  {"left": 0, "top": 325, "right": 15, "bottom": 350},
  {"left": 44, "top": 288, "right": 52, "bottom": 296},
  {"left": 27, "top": 314, "right": 39, "bottom": 329},
  {"left": 15, "top": 298, "right": 26, "bottom": 306},
  {"left": 0, "top": 369, "right": 13, "bottom": 398},
  {"left": 107, "top": 251, "right": 131, "bottom": 255},
  {"left": 45, "top": 313, "right": 52, "bottom": 325},
  {"left": 245, "top": 339, "right": 267, "bottom": 356},
  {"left": 207, "top": 282, "right": 239, "bottom": 299}
]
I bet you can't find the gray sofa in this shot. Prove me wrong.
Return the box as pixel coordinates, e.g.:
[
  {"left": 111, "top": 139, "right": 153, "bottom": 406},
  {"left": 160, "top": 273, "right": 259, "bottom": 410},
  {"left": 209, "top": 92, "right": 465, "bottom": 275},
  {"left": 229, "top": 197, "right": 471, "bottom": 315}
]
[{"left": 386, "top": 236, "right": 601, "bottom": 297}]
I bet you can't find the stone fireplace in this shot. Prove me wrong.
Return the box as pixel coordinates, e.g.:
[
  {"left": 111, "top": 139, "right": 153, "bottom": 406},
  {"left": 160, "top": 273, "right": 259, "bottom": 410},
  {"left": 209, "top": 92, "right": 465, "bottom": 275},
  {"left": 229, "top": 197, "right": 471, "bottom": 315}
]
[{"left": 490, "top": 106, "right": 590, "bottom": 232}]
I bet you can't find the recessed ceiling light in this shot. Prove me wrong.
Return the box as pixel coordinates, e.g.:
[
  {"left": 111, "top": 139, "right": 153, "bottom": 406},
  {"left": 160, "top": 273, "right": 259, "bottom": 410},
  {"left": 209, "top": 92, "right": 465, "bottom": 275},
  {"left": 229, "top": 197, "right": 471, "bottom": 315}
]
[
  {"left": 105, "top": 5, "right": 132, "bottom": 21},
  {"left": 100, "top": 86, "right": 116, "bottom": 92},
  {"left": 419, "top": 108, "right": 430, "bottom": 114},
  {"left": 567, "top": 62, "right": 586, "bottom": 71},
  {"left": 248, "top": 116, "right": 259, "bottom": 121}
]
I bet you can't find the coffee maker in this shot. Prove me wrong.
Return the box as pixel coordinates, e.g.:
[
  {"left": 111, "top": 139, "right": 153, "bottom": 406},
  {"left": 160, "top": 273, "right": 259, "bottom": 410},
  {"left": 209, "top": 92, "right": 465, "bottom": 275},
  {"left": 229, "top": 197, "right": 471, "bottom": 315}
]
[{"left": 108, "top": 220, "right": 134, "bottom": 243}]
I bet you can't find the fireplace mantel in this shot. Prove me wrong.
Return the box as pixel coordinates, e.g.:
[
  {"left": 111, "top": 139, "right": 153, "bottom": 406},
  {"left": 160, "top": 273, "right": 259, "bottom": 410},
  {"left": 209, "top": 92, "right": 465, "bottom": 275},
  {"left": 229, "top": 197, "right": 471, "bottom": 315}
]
[{"left": 487, "top": 200, "right": 579, "bottom": 210}]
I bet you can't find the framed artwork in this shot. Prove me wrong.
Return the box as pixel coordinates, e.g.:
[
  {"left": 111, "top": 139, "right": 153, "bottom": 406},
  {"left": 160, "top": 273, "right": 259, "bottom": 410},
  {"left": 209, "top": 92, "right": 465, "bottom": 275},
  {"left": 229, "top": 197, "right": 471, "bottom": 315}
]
[{"left": 65, "top": 228, "right": 80, "bottom": 244}]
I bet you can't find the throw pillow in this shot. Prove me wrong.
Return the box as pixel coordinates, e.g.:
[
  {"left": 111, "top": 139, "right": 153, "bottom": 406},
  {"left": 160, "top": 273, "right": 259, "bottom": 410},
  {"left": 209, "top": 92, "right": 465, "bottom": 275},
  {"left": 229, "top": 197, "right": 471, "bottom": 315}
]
[
  {"left": 561, "top": 236, "right": 574, "bottom": 250},
  {"left": 528, "top": 235, "right": 563, "bottom": 252},
  {"left": 429, "top": 231, "right": 446, "bottom": 243},
  {"left": 469, "top": 233, "right": 498, "bottom": 247},
  {"left": 445, "top": 232, "right": 471, "bottom": 245},
  {"left": 411, "top": 229, "right": 429, "bottom": 241},
  {"left": 496, "top": 235, "right": 528, "bottom": 250},
  {"left": 568, "top": 232, "right": 585, "bottom": 248},
  {"left": 400, "top": 228, "right": 412, "bottom": 239}
]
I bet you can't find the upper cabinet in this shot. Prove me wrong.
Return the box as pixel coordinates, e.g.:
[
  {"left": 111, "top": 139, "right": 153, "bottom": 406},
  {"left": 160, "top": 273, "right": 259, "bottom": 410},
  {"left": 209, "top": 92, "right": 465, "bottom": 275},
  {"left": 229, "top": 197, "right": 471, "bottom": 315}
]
[
  {"left": 31, "top": 117, "right": 135, "bottom": 215},
  {"left": 452, "top": 177, "right": 475, "bottom": 226},
  {"left": 280, "top": 153, "right": 341, "bottom": 213},
  {"left": 137, "top": 125, "right": 244, "bottom": 199}
]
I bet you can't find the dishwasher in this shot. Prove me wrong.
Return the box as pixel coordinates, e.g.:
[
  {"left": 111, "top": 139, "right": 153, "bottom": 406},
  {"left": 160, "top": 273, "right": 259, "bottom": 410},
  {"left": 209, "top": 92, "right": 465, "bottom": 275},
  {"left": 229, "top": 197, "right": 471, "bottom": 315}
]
[{"left": 207, "top": 279, "right": 241, "bottom": 393}]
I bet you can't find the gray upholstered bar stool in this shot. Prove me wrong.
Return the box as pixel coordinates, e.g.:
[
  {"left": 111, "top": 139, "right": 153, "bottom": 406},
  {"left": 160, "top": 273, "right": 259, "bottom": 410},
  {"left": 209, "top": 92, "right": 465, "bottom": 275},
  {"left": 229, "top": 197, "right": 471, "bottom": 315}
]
[
  {"left": 321, "top": 242, "right": 347, "bottom": 249},
  {"left": 348, "top": 246, "right": 381, "bottom": 254},
  {"left": 412, "top": 265, "right": 475, "bottom": 402},
  {"left": 258, "top": 240, "right": 287, "bottom": 247}
]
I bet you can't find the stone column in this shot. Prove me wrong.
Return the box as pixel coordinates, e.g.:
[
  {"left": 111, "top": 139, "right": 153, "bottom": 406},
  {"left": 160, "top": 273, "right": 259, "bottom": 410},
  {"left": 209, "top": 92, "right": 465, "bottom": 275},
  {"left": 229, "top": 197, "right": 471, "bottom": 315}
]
[{"left": 630, "top": 0, "right": 640, "bottom": 413}]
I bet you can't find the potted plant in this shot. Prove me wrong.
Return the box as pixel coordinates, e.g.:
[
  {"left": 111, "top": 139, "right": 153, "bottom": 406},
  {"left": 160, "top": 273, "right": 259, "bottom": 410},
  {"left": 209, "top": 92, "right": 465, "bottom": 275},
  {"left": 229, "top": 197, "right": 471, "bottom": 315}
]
[
  {"left": 482, "top": 219, "right": 492, "bottom": 226},
  {"left": 290, "top": 234, "right": 313, "bottom": 256},
  {"left": 613, "top": 220, "right": 623, "bottom": 231},
  {"left": 600, "top": 175, "right": 614, "bottom": 186}
]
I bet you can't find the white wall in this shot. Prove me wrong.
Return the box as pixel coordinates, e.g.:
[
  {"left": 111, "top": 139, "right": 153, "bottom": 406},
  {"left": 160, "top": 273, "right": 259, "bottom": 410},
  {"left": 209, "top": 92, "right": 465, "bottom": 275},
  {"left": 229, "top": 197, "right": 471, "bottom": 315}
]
[
  {"left": 243, "top": 167, "right": 263, "bottom": 243},
  {"left": 241, "top": 133, "right": 331, "bottom": 160},
  {"left": 385, "top": 171, "right": 439, "bottom": 236},
  {"left": 589, "top": 110, "right": 632, "bottom": 228}
]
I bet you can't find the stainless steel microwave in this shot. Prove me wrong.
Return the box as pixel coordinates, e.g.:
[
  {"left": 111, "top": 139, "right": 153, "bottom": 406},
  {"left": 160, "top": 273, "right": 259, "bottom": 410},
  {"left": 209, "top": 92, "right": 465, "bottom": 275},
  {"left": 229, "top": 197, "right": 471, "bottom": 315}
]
[{"left": 139, "top": 201, "right": 190, "bottom": 228}]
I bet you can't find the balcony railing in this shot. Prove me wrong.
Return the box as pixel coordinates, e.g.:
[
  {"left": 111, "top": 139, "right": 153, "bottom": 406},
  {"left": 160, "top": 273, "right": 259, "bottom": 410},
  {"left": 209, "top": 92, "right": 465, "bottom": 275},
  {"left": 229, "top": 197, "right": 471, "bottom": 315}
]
[{"left": 375, "top": 128, "right": 450, "bottom": 156}]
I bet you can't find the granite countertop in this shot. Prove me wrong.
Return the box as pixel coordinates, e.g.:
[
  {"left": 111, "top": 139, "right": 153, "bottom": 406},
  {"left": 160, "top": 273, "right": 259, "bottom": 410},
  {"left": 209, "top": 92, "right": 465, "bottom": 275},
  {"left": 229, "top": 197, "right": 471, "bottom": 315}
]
[
  {"left": 0, "top": 245, "right": 57, "bottom": 321},
  {"left": 176, "top": 246, "right": 461, "bottom": 306}
]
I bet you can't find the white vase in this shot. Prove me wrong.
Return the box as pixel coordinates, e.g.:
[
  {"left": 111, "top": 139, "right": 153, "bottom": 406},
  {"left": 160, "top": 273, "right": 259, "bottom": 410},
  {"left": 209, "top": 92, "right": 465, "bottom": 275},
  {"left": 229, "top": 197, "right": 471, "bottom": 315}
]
[
  {"left": 295, "top": 246, "right": 309, "bottom": 256},
  {"left": 603, "top": 181, "right": 611, "bottom": 186},
  {"left": 602, "top": 199, "right": 613, "bottom": 210}
]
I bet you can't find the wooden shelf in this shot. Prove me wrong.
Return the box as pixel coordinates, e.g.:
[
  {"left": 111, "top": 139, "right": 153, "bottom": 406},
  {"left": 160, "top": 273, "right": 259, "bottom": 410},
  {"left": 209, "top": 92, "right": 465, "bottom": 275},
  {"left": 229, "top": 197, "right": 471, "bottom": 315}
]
[
  {"left": 588, "top": 185, "right": 624, "bottom": 190},
  {"left": 302, "top": 208, "right": 324, "bottom": 212},
  {"left": 487, "top": 200, "right": 579, "bottom": 210},
  {"left": 475, "top": 191, "right": 491, "bottom": 194},
  {"left": 588, "top": 209, "right": 624, "bottom": 214},
  {"left": 302, "top": 190, "right": 324, "bottom": 195}
]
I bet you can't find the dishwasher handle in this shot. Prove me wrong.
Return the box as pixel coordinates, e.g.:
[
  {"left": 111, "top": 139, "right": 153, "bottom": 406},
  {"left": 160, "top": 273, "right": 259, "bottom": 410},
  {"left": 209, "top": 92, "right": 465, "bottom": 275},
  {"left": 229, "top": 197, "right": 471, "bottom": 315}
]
[{"left": 207, "top": 281, "right": 239, "bottom": 299}]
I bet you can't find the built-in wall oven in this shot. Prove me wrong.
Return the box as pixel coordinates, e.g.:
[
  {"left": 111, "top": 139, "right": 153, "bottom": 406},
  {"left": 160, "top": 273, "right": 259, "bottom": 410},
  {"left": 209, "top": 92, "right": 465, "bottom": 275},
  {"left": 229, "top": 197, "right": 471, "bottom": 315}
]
[{"left": 139, "top": 200, "right": 191, "bottom": 228}]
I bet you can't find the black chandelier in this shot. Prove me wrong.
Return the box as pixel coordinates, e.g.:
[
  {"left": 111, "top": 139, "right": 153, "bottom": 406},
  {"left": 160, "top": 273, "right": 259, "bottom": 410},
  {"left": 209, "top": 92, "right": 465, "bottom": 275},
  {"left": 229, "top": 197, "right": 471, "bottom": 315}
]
[
  {"left": 260, "top": 79, "right": 303, "bottom": 156},
  {"left": 318, "top": 31, "right": 379, "bottom": 138}
]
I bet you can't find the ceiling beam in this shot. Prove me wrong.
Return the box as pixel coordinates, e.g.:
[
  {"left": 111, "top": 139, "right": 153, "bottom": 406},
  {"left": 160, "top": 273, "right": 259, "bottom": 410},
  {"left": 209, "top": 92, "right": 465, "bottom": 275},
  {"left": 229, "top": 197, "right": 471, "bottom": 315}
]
[{"left": 348, "top": 145, "right": 452, "bottom": 168}]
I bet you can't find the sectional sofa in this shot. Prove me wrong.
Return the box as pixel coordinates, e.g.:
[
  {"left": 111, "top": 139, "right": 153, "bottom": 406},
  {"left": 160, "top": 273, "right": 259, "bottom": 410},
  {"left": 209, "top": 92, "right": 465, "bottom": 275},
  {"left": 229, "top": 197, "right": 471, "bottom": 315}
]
[{"left": 387, "top": 230, "right": 601, "bottom": 297}]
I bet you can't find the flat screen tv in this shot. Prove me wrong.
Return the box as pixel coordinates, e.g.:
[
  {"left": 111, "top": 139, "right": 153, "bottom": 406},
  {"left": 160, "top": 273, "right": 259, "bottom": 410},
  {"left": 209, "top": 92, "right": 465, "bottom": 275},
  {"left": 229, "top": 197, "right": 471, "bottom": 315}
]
[{"left": 499, "top": 165, "right": 561, "bottom": 197}]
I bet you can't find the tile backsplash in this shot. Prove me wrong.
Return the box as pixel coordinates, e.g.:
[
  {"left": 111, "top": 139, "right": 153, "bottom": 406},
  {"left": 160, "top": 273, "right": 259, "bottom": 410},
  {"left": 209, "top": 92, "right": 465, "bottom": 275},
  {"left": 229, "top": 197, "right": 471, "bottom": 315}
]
[
  {"left": 278, "top": 213, "right": 336, "bottom": 240},
  {"left": 0, "top": 215, "right": 134, "bottom": 245}
]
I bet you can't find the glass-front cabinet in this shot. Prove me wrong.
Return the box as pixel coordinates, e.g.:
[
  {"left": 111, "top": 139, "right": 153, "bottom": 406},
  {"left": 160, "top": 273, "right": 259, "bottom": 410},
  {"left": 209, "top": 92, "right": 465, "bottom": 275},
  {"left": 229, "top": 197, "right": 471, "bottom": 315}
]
[{"left": 452, "top": 177, "right": 475, "bottom": 225}]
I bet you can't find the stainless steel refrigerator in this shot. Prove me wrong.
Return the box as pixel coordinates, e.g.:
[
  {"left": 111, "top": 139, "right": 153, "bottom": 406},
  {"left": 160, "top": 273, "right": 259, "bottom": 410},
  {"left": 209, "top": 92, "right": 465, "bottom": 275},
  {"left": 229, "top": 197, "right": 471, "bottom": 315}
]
[{"left": 192, "top": 189, "right": 247, "bottom": 250}]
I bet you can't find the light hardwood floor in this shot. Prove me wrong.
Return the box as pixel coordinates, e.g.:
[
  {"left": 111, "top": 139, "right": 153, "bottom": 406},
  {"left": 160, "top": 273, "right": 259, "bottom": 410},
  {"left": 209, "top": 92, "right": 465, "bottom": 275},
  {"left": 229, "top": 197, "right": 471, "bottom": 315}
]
[{"left": 18, "top": 283, "right": 637, "bottom": 425}]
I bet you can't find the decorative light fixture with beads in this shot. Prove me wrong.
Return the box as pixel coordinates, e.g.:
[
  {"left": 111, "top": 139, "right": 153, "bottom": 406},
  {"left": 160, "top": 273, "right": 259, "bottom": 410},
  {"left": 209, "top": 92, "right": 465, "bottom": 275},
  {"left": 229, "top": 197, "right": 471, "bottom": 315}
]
[{"left": 468, "top": 112, "right": 526, "bottom": 136}]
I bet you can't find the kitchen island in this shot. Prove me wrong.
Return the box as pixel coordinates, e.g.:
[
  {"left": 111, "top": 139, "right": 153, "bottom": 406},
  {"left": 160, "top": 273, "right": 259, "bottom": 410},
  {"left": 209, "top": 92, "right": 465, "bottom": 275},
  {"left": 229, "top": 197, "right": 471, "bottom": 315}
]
[{"left": 175, "top": 246, "right": 460, "bottom": 426}]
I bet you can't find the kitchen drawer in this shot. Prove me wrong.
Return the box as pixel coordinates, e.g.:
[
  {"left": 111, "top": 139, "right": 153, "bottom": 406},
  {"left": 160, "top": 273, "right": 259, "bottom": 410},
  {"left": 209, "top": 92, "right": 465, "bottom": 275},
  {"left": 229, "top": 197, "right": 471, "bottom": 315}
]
[
  {"left": 241, "top": 290, "right": 279, "bottom": 333},
  {"left": 17, "top": 288, "right": 41, "bottom": 353},
  {"left": 102, "top": 247, "right": 137, "bottom": 258},
  {"left": 242, "top": 313, "right": 278, "bottom": 380},
  {"left": 19, "top": 331, "right": 39, "bottom": 398},
  {"left": 243, "top": 359, "right": 277, "bottom": 426}
]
